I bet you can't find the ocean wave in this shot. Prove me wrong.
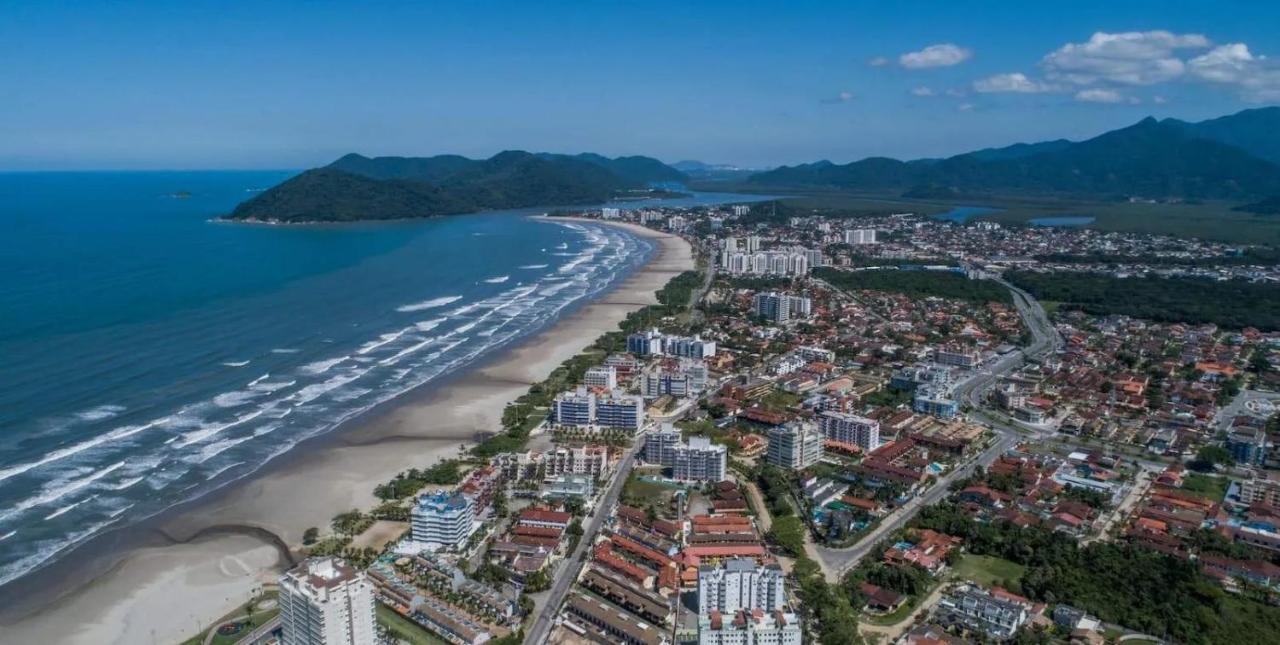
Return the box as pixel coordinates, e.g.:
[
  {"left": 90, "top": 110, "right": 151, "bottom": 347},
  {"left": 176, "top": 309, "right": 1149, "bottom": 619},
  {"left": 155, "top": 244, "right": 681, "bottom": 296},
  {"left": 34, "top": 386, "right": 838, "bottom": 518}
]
[
  {"left": 0, "top": 519, "right": 117, "bottom": 588},
  {"left": 0, "top": 216, "right": 656, "bottom": 592},
  {"left": 378, "top": 335, "right": 441, "bottom": 367},
  {"left": 9, "top": 462, "right": 126, "bottom": 517},
  {"left": 74, "top": 404, "right": 126, "bottom": 423},
  {"left": 270, "top": 348, "right": 300, "bottom": 354},
  {"left": 0, "top": 419, "right": 164, "bottom": 484},
  {"left": 0, "top": 531, "right": 14, "bottom": 541},
  {"left": 221, "top": 360, "right": 251, "bottom": 367},
  {"left": 213, "top": 390, "right": 261, "bottom": 408},
  {"left": 249, "top": 379, "right": 295, "bottom": 393},
  {"left": 395, "top": 295, "right": 463, "bottom": 313},
  {"left": 193, "top": 434, "right": 257, "bottom": 464},
  {"left": 111, "top": 476, "right": 145, "bottom": 491},
  {"left": 173, "top": 409, "right": 267, "bottom": 448},
  {"left": 483, "top": 275, "right": 509, "bottom": 284},
  {"left": 356, "top": 328, "right": 411, "bottom": 355},
  {"left": 205, "top": 461, "right": 246, "bottom": 482},
  {"left": 300, "top": 356, "right": 349, "bottom": 375},
  {"left": 414, "top": 318, "right": 447, "bottom": 332},
  {"left": 44, "top": 496, "right": 96, "bottom": 521}
]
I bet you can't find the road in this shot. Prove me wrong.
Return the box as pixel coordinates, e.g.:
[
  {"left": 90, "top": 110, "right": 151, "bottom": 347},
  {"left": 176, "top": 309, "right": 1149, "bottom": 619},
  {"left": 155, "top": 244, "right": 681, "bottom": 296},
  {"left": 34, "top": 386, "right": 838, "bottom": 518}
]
[
  {"left": 522, "top": 436, "right": 644, "bottom": 645},
  {"left": 815, "top": 275, "right": 1063, "bottom": 579}
]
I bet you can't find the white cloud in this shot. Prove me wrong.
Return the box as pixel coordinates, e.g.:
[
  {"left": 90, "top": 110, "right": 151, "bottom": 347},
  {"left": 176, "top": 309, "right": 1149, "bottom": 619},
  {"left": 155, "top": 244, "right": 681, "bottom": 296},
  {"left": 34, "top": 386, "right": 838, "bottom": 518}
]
[
  {"left": 957, "top": 103, "right": 976, "bottom": 112},
  {"left": 868, "top": 56, "right": 890, "bottom": 67},
  {"left": 1188, "top": 43, "right": 1280, "bottom": 101},
  {"left": 910, "top": 86, "right": 935, "bottom": 97},
  {"left": 1041, "top": 30, "right": 1210, "bottom": 85},
  {"left": 821, "top": 91, "right": 855, "bottom": 104},
  {"left": 899, "top": 43, "right": 972, "bottom": 69},
  {"left": 1073, "top": 88, "right": 1140, "bottom": 104},
  {"left": 973, "top": 72, "right": 1055, "bottom": 94},
  {"left": 1153, "top": 95, "right": 1168, "bottom": 104},
  {"left": 838, "top": 91, "right": 854, "bottom": 102}
]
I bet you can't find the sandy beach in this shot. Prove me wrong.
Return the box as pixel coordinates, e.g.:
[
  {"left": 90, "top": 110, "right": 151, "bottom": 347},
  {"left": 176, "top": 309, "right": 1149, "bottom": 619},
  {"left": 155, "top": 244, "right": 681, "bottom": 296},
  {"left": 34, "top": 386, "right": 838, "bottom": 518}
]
[{"left": 0, "top": 218, "right": 692, "bottom": 645}]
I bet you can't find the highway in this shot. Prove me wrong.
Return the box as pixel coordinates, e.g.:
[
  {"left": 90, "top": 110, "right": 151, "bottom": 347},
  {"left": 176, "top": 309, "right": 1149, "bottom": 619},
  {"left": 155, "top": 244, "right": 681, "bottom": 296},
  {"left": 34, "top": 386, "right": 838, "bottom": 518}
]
[{"left": 522, "top": 436, "right": 644, "bottom": 645}]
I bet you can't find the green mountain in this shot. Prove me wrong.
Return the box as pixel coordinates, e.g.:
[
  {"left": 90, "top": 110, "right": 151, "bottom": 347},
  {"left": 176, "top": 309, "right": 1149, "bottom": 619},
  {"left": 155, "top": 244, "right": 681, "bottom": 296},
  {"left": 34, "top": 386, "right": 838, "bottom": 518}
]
[
  {"left": 1168, "top": 107, "right": 1280, "bottom": 165},
  {"left": 748, "top": 108, "right": 1280, "bottom": 200},
  {"left": 227, "top": 151, "right": 683, "bottom": 223}
]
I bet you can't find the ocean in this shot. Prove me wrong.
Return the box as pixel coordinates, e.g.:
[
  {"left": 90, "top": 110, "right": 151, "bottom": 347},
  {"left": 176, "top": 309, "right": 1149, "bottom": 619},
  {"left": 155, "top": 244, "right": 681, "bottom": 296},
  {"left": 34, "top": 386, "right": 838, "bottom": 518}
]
[{"left": 0, "top": 171, "right": 765, "bottom": 588}]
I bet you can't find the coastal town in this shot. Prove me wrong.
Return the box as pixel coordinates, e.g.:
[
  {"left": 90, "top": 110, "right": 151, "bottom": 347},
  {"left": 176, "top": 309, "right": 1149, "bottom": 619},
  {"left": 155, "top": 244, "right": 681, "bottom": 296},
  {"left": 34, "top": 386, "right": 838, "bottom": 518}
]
[{"left": 181, "top": 199, "right": 1280, "bottom": 645}]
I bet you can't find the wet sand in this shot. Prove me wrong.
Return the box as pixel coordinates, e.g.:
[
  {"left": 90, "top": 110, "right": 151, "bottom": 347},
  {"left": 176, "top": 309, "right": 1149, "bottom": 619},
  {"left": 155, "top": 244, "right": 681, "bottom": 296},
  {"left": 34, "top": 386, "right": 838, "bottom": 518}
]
[{"left": 0, "top": 219, "right": 691, "bottom": 645}]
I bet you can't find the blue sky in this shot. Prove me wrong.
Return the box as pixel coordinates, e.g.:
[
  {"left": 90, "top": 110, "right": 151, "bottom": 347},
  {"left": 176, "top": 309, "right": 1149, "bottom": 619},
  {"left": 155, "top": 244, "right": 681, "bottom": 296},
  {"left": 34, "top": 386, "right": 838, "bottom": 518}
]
[{"left": 3, "top": 1, "right": 1279, "bottom": 170}]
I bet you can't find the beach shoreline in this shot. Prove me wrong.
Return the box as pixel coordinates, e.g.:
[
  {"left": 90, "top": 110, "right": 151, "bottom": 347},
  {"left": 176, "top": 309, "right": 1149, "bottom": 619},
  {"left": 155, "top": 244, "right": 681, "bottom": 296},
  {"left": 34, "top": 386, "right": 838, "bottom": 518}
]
[{"left": 0, "top": 217, "right": 692, "bottom": 645}]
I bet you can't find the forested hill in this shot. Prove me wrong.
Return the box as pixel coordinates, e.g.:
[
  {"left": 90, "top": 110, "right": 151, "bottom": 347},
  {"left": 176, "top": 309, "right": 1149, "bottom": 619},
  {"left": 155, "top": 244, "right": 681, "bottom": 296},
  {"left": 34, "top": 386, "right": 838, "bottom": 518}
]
[
  {"left": 226, "top": 151, "right": 685, "bottom": 223},
  {"left": 748, "top": 107, "right": 1280, "bottom": 200}
]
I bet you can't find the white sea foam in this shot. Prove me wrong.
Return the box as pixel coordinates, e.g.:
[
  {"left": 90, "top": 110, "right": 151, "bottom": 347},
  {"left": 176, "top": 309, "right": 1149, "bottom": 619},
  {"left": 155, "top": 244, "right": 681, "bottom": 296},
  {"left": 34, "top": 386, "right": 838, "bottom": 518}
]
[
  {"left": 111, "top": 476, "right": 145, "bottom": 491},
  {"left": 483, "top": 275, "right": 509, "bottom": 284},
  {"left": 75, "top": 404, "right": 126, "bottom": 422},
  {"left": 213, "top": 390, "right": 260, "bottom": 408},
  {"left": 414, "top": 318, "right": 447, "bottom": 332},
  {"left": 173, "top": 409, "right": 267, "bottom": 448},
  {"left": 247, "top": 373, "right": 271, "bottom": 387},
  {"left": 0, "top": 419, "right": 164, "bottom": 483},
  {"left": 518, "top": 264, "right": 548, "bottom": 269},
  {"left": 249, "top": 379, "right": 295, "bottom": 393},
  {"left": 0, "top": 531, "right": 14, "bottom": 541},
  {"left": 44, "top": 496, "right": 95, "bottom": 521},
  {"left": 357, "top": 328, "right": 411, "bottom": 355},
  {"left": 270, "top": 348, "right": 300, "bottom": 354},
  {"left": 221, "top": 360, "right": 251, "bottom": 367},
  {"left": 300, "top": 356, "right": 348, "bottom": 375},
  {"left": 193, "top": 435, "right": 256, "bottom": 464},
  {"left": 10, "top": 462, "right": 126, "bottom": 516},
  {"left": 378, "top": 336, "right": 440, "bottom": 366},
  {"left": 290, "top": 372, "right": 364, "bottom": 405},
  {"left": 395, "top": 295, "right": 462, "bottom": 313},
  {"left": 107, "top": 504, "right": 134, "bottom": 519},
  {"left": 205, "top": 461, "right": 246, "bottom": 481}
]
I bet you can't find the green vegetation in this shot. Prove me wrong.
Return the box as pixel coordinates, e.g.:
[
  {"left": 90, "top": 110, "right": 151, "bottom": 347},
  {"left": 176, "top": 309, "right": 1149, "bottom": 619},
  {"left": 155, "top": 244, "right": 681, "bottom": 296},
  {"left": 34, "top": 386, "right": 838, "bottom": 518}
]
[
  {"left": 754, "top": 464, "right": 796, "bottom": 519},
  {"left": 228, "top": 151, "right": 685, "bottom": 223},
  {"left": 1181, "top": 473, "right": 1231, "bottom": 501},
  {"left": 814, "top": 266, "right": 1011, "bottom": 304},
  {"left": 760, "top": 389, "right": 803, "bottom": 412},
  {"left": 376, "top": 604, "right": 449, "bottom": 645},
  {"left": 1006, "top": 270, "right": 1280, "bottom": 330},
  {"left": 1236, "top": 195, "right": 1280, "bottom": 215},
  {"left": 792, "top": 557, "right": 866, "bottom": 645},
  {"left": 951, "top": 554, "right": 1026, "bottom": 588},
  {"left": 620, "top": 471, "right": 673, "bottom": 513},
  {"left": 766, "top": 515, "right": 806, "bottom": 556},
  {"left": 374, "top": 460, "right": 464, "bottom": 501},
  {"left": 913, "top": 503, "right": 1280, "bottom": 645}
]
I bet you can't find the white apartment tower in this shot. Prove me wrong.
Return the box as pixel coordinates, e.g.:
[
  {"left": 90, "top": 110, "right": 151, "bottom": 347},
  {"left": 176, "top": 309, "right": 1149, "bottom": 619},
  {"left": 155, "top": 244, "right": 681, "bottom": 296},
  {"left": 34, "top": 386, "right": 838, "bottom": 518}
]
[
  {"left": 766, "top": 422, "right": 824, "bottom": 470},
  {"left": 697, "top": 559, "right": 787, "bottom": 615},
  {"left": 845, "top": 228, "right": 877, "bottom": 245},
  {"left": 583, "top": 365, "right": 618, "bottom": 390},
  {"left": 279, "top": 557, "right": 377, "bottom": 645},
  {"left": 819, "top": 411, "right": 881, "bottom": 451}
]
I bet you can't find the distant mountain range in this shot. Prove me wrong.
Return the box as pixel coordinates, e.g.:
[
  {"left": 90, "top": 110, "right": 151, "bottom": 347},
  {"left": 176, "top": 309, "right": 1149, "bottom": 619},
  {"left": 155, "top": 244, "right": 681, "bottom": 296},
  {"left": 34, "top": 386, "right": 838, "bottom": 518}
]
[
  {"left": 748, "top": 107, "right": 1280, "bottom": 200},
  {"left": 227, "top": 151, "right": 686, "bottom": 223}
]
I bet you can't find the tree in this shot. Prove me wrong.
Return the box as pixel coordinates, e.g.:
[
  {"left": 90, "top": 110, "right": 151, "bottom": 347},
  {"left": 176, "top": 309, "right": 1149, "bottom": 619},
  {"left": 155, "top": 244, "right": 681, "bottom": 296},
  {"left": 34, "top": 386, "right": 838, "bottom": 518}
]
[
  {"left": 1190, "top": 445, "right": 1234, "bottom": 471},
  {"left": 302, "top": 527, "right": 320, "bottom": 545},
  {"left": 767, "top": 516, "right": 806, "bottom": 557}
]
